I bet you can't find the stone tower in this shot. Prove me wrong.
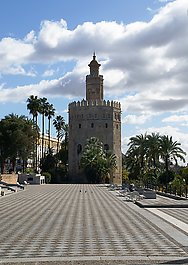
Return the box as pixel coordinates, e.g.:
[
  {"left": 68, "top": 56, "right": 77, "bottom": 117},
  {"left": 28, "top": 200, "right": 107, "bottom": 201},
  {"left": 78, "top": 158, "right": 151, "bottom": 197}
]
[{"left": 68, "top": 54, "right": 122, "bottom": 184}]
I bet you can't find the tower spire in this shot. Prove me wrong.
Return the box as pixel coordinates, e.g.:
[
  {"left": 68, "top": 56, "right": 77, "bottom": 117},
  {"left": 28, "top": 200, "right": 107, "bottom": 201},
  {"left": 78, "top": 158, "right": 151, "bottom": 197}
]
[{"left": 86, "top": 54, "right": 103, "bottom": 101}]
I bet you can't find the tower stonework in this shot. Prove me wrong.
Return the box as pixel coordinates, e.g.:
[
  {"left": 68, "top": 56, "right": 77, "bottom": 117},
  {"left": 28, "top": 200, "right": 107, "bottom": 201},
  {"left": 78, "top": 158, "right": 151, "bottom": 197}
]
[{"left": 68, "top": 54, "right": 122, "bottom": 184}]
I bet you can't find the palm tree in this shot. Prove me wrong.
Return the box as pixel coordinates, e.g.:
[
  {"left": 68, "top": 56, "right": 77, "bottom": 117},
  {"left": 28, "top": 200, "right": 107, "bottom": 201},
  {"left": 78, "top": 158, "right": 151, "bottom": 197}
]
[
  {"left": 146, "top": 133, "right": 161, "bottom": 179},
  {"left": 45, "top": 103, "right": 55, "bottom": 152},
  {"left": 104, "top": 151, "right": 117, "bottom": 183},
  {"left": 125, "top": 133, "right": 186, "bottom": 188},
  {"left": 80, "top": 137, "right": 105, "bottom": 183},
  {"left": 26, "top": 95, "right": 41, "bottom": 170},
  {"left": 80, "top": 137, "right": 117, "bottom": 183},
  {"left": 27, "top": 95, "right": 40, "bottom": 126},
  {"left": 159, "top": 135, "right": 186, "bottom": 188},
  {"left": 127, "top": 133, "right": 148, "bottom": 178},
  {"left": 39, "top": 97, "right": 48, "bottom": 159},
  {"left": 63, "top": 123, "right": 69, "bottom": 151},
  {"left": 53, "top": 115, "right": 65, "bottom": 154}
]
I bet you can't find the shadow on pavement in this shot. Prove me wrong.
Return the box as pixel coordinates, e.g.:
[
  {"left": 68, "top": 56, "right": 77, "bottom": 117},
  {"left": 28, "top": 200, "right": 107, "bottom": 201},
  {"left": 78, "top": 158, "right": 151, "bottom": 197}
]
[{"left": 160, "top": 258, "right": 188, "bottom": 264}]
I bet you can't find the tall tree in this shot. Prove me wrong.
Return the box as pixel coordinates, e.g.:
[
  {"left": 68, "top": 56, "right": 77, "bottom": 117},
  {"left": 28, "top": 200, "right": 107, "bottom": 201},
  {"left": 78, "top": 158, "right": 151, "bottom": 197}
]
[
  {"left": 63, "top": 123, "right": 69, "bottom": 152},
  {"left": 53, "top": 115, "right": 65, "bottom": 154},
  {"left": 0, "top": 114, "right": 38, "bottom": 173},
  {"left": 125, "top": 133, "right": 186, "bottom": 187},
  {"left": 80, "top": 137, "right": 117, "bottom": 183},
  {"left": 39, "top": 97, "right": 48, "bottom": 159},
  {"left": 160, "top": 135, "right": 186, "bottom": 188},
  {"left": 45, "top": 103, "right": 55, "bottom": 152},
  {"left": 27, "top": 95, "right": 40, "bottom": 126},
  {"left": 160, "top": 135, "right": 186, "bottom": 171},
  {"left": 146, "top": 133, "right": 161, "bottom": 179},
  {"left": 127, "top": 133, "right": 148, "bottom": 178},
  {"left": 26, "top": 95, "right": 41, "bottom": 169}
]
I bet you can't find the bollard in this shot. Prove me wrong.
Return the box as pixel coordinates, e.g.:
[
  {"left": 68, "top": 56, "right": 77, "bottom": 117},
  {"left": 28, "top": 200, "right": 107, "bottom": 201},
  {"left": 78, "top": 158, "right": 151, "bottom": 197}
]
[{"left": 1, "top": 190, "right": 5, "bottom": 196}]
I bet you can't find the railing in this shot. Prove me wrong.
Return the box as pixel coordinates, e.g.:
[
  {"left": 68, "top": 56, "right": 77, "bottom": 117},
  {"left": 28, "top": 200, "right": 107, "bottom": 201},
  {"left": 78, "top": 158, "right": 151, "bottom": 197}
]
[{"left": 145, "top": 183, "right": 188, "bottom": 199}]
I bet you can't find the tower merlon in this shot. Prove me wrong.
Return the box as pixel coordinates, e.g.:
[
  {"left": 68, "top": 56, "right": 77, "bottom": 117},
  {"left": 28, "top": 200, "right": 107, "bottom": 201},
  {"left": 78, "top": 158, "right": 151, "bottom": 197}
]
[{"left": 69, "top": 100, "right": 121, "bottom": 109}]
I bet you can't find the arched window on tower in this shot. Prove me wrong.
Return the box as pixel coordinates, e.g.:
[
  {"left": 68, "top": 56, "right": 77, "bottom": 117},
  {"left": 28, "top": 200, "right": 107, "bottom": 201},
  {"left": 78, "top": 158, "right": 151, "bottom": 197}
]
[
  {"left": 91, "top": 123, "right": 94, "bottom": 128},
  {"left": 77, "top": 144, "right": 82, "bottom": 155},
  {"left": 104, "top": 144, "right": 109, "bottom": 151}
]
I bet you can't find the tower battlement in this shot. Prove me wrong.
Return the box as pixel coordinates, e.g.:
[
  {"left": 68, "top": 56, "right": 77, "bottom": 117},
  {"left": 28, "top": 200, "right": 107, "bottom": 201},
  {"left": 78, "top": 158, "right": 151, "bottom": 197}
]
[{"left": 69, "top": 100, "right": 121, "bottom": 109}]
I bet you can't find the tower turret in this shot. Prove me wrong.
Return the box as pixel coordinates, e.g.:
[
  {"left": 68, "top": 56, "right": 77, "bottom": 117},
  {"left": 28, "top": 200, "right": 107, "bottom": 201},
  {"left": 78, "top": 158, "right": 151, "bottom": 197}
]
[{"left": 86, "top": 53, "right": 103, "bottom": 101}]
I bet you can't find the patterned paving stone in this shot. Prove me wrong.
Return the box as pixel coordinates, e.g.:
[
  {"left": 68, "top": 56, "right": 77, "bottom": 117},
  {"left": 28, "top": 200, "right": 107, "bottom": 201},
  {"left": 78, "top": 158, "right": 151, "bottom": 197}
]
[
  {"left": 159, "top": 208, "right": 188, "bottom": 225},
  {"left": 0, "top": 184, "right": 187, "bottom": 262}
]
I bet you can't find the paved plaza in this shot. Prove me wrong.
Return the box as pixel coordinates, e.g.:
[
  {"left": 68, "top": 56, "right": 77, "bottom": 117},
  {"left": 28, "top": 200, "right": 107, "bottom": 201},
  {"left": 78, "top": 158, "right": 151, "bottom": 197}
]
[{"left": 0, "top": 184, "right": 188, "bottom": 264}]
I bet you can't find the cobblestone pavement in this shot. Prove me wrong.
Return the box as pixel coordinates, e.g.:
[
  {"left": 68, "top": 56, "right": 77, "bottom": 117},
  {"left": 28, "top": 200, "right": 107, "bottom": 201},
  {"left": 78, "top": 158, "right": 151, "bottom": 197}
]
[
  {"left": 0, "top": 184, "right": 187, "bottom": 264},
  {"left": 135, "top": 195, "right": 188, "bottom": 208},
  {"left": 159, "top": 208, "right": 188, "bottom": 225}
]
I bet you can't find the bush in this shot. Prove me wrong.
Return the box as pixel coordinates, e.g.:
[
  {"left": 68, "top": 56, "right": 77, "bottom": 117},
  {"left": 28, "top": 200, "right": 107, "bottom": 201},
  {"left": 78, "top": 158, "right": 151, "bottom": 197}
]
[
  {"left": 42, "top": 172, "right": 51, "bottom": 184},
  {"left": 158, "top": 170, "right": 175, "bottom": 185}
]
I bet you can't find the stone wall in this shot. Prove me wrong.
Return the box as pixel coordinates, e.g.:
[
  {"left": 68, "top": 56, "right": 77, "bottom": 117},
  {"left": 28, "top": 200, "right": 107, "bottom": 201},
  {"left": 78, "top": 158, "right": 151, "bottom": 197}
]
[
  {"left": 1, "top": 173, "right": 18, "bottom": 184},
  {"left": 68, "top": 103, "right": 122, "bottom": 185}
]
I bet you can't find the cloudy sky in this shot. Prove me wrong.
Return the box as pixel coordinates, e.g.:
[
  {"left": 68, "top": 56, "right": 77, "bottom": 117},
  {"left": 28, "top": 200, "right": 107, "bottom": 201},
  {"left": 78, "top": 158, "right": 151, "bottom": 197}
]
[{"left": 0, "top": 0, "right": 188, "bottom": 162}]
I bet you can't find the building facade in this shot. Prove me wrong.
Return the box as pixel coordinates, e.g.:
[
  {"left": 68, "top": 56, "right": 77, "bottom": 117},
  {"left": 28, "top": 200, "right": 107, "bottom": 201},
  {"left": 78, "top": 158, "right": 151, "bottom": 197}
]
[{"left": 68, "top": 54, "right": 122, "bottom": 184}]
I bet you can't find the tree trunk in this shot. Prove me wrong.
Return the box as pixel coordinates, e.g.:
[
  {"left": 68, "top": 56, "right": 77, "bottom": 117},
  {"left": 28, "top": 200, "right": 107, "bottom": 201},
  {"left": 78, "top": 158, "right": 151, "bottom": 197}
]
[
  {"left": 57, "top": 135, "right": 60, "bottom": 154},
  {"left": 35, "top": 115, "right": 38, "bottom": 171},
  {"left": 32, "top": 114, "right": 36, "bottom": 170},
  {"left": 12, "top": 158, "right": 16, "bottom": 173},
  {"left": 41, "top": 114, "right": 45, "bottom": 159},
  {"left": 165, "top": 156, "right": 169, "bottom": 191},
  {"left": 0, "top": 159, "right": 5, "bottom": 174},
  {"left": 48, "top": 117, "right": 51, "bottom": 152}
]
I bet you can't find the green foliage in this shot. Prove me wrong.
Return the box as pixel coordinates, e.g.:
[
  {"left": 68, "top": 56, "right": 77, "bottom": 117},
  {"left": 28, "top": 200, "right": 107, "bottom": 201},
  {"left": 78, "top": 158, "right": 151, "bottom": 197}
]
[
  {"left": 53, "top": 115, "right": 66, "bottom": 153},
  {"left": 159, "top": 135, "right": 186, "bottom": 172},
  {"left": 25, "top": 167, "right": 34, "bottom": 174},
  {"left": 158, "top": 170, "right": 175, "bottom": 186},
  {"left": 122, "top": 168, "right": 129, "bottom": 183},
  {"left": 124, "top": 133, "right": 186, "bottom": 187},
  {"left": 40, "top": 149, "right": 56, "bottom": 173},
  {"left": 57, "top": 146, "right": 68, "bottom": 167},
  {"left": 179, "top": 167, "right": 188, "bottom": 185},
  {"left": 80, "top": 137, "right": 117, "bottom": 183},
  {"left": 0, "top": 114, "right": 39, "bottom": 173},
  {"left": 171, "top": 175, "right": 182, "bottom": 188},
  {"left": 45, "top": 102, "right": 55, "bottom": 152},
  {"left": 27, "top": 95, "right": 41, "bottom": 124},
  {"left": 42, "top": 172, "right": 51, "bottom": 184}
]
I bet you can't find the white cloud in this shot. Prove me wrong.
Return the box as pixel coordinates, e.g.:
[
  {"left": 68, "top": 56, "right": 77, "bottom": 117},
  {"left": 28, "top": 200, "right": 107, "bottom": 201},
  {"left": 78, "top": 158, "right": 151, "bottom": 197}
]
[
  {"left": 0, "top": 0, "right": 187, "bottom": 164},
  {"left": 0, "top": 78, "right": 70, "bottom": 103},
  {"left": 122, "top": 114, "right": 152, "bottom": 125},
  {"left": 42, "top": 69, "right": 55, "bottom": 77},
  {"left": 38, "top": 19, "right": 68, "bottom": 48},
  {"left": 162, "top": 115, "right": 188, "bottom": 123},
  {"left": 0, "top": 38, "right": 34, "bottom": 73},
  {"left": 24, "top": 30, "right": 36, "bottom": 43},
  {"left": 0, "top": 0, "right": 187, "bottom": 116}
]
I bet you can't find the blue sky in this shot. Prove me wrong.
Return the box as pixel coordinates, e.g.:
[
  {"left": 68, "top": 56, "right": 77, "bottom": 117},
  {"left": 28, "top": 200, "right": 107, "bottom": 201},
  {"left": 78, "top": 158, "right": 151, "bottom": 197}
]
[{"left": 0, "top": 0, "right": 188, "bottom": 162}]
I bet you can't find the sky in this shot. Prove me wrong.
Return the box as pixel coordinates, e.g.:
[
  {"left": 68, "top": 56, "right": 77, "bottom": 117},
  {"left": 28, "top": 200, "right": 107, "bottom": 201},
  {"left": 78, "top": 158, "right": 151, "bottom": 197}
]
[{"left": 0, "top": 0, "right": 188, "bottom": 163}]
